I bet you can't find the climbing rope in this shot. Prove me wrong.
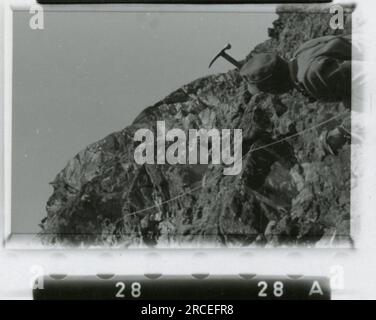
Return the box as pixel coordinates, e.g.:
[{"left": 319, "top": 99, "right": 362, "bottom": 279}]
[{"left": 113, "top": 112, "right": 350, "bottom": 224}]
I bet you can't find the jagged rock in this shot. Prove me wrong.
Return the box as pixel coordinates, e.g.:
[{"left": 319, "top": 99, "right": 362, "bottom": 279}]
[{"left": 39, "top": 6, "right": 352, "bottom": 247}]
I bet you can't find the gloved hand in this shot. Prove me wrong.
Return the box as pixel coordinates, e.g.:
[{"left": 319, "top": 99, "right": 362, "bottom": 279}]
[{"left": 319, "top": 127, "right": 350, "bottom": 156}]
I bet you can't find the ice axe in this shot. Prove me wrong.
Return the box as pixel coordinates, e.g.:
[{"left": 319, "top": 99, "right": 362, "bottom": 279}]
[{"left": 209, "top": 43, "right": 242, "bottom": 69}]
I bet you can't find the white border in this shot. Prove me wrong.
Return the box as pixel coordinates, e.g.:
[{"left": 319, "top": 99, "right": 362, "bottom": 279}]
[
  {"left": 10, "top": 0, "right": 279, "bottom": 12},
  {"left": 3, "top": 0, "right": 13, "bottom": 244}
]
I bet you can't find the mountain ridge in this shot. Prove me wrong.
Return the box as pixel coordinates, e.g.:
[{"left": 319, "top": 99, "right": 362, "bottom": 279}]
[{"left": 39, "top": 6, "right": 352, "bottom": 247}]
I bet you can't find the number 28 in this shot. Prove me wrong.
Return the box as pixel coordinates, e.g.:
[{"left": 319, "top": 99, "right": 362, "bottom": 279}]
[
  {"left": 257, "top": 281, "right": 284, "bottom": 298},
  {"left": 115, "top": 282, "right": 142, "bottom": 298}
]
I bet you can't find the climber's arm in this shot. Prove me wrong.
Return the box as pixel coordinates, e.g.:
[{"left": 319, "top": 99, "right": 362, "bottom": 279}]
[{"left": 303, "top": 56, "right": 351, "bottom": 101}]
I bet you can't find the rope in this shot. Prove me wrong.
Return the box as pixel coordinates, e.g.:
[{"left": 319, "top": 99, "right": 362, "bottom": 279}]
[{"left": 114, "top": 112, "right": 349, "bottom": 223}]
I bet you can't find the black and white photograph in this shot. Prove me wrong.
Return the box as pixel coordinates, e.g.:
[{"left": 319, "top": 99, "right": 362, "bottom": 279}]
[{"left": 6, "top": 4, "right": 356, "bottom": 248}]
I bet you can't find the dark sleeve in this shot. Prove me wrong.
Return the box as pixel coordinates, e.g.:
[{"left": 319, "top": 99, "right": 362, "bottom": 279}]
[
  {"left": 302, "top": 56, "right": 351, "bottom": 101},
  {"left": 294, "top": 35, "right": 338, "bottom": 58}
]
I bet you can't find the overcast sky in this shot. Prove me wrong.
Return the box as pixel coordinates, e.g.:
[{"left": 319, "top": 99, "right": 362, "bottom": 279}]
[{"left": 11, "top": 9, "right": 277, "bottom": 233}]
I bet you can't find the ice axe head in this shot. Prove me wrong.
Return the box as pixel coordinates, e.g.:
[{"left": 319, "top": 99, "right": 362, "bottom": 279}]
[{"left": 209, "top": 43, "right": 242, "bottom": 69}]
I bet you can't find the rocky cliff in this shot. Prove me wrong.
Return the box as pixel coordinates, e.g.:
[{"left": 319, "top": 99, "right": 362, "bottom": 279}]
[{"left": 39, "top": 5, "right": 353, "bottom": 247}]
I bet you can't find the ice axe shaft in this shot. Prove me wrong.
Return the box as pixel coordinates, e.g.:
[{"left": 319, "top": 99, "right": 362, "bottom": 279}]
[{"left": 209, "top": 43, "right": 242, "bottom": 69}]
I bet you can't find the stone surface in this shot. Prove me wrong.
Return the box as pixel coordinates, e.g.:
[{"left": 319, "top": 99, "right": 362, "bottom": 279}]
[{"left": 39, "top": 6, "right": 352, "bottom": 247}]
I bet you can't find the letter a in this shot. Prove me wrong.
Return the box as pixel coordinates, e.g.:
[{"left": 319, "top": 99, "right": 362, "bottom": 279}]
[
  {"left": 29, "top": 5, "right": 44, "bottom": 30},
  {"left": 309, "top": 281, "right": 324, "bottom": 296},
  {"left": 330, "top": 5, "right": 344, "bottom": 30},
  {"left": 134, "top": 129, "right": 155, "bottom": 165}
]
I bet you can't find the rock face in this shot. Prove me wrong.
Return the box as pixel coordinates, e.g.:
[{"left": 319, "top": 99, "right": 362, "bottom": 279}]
[{"left": 39, "top": 6, "right": 352, "bottom": 247}]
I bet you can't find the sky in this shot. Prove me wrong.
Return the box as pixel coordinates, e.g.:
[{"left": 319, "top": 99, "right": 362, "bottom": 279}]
[{"left": 11, "top": 9, "right": 277, "bottom": 233}]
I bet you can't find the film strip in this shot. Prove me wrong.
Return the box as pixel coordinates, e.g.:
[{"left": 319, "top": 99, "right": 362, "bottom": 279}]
[
  {"left": 33, "top": 275, "right": 330, "bottom": 300},
  {"left": 2, "top": 0, "right": 371, "bottom": 303}
]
